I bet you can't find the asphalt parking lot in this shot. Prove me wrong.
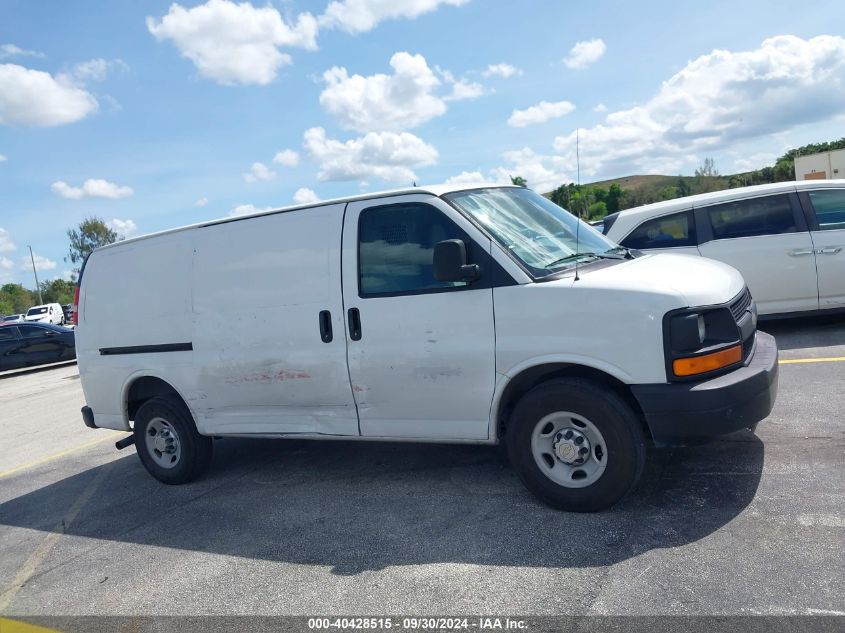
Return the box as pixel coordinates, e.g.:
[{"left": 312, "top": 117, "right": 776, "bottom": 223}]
[{"left": 0, "top": 317, "right": 843, "bottom": 617}]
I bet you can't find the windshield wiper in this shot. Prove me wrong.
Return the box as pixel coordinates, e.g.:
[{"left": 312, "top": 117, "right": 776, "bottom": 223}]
[
  {"left": 545, "top": 250, "right": 628, "bottom": 268},
  {"left": 544, "top": 252, "right": 600, "bottom": 268},
  {"left": 604, "top": 246, "right": 635, "bottom": 259}
]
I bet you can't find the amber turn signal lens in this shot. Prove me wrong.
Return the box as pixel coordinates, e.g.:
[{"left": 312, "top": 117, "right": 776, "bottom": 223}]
[{"left": 673, "top": 344, "right": 742, "bottom": 377}]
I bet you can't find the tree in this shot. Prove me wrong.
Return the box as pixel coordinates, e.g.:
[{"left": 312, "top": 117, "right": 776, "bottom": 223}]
[
  {"left": 510, "top": 175, "right": 527, "bottom": 187},
  {"left": 695, "top": 157, "right": 719, "bottom": 178},
  {"left": 0, "top": 283, "right": 37, "bottom": 314},
  {"left": 66, "top": 217, "right": 118, "bottom": 280},
  {"left": 588, "top": 201, "right": 607, "bottom": 220},
  {"left": 676, "top": 178, "right": 691, "bottom": 197},
  {"left": 606, "top": 184, "right": 623, "bottom": 213},
  {"left": 41, "top": 278, "right": 75, "bottom": 304}
]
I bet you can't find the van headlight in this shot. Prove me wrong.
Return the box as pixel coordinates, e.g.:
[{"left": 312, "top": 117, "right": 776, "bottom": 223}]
[{"left": 666, "top": 308, "right": 742, "bottom": 379}]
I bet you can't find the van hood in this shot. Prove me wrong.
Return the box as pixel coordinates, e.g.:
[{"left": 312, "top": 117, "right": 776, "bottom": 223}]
[
  {"left": 556, "top": 252, "right": 745, "bottom": 307},
  {"left": 25, "top": 315, "right": 49, "bottom": 322}
]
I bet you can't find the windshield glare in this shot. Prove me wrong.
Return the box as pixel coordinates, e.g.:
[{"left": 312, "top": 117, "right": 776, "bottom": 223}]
[{"left": 445, "top": 187, "right": 620, "bottom": 276}]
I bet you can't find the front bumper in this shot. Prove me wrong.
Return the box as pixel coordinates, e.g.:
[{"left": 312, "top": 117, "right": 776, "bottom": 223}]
[{"left": 631, "top": 331, "right": 778, "bottom": 446}]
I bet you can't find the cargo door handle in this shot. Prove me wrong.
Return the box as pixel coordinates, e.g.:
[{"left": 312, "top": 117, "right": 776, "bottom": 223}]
[
  {"left": 817, "top": 247, "right": 842, "bottom": 255},
  {"left": 318, "top": 310, "right": 333, "bottom": 343},
  {"left": 347, "top": 308, "right": 362, "bottom": 341},
  {"left": 788, "top": 249, "right": 814, "bottom": 256}
]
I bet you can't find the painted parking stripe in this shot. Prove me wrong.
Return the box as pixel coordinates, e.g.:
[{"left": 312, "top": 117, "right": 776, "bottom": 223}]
[
  {"left": 0, "top": 432, "right": 122, "bottom": 480},
  {"left": 779, "top": 356, "right": 845, "bottom": 365}
]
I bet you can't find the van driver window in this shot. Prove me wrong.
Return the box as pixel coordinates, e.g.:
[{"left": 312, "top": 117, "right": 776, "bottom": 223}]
[{"left": 358, "top": 204, "right": 469, "bottom": 296}]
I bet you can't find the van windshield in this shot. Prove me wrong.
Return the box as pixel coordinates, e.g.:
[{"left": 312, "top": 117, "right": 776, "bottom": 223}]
[
  {"left": 27, "top": 307, "right": 48, "bottom": 315},
  {"left": 445, "top": 187, "right": 621, "bottom": 277}
]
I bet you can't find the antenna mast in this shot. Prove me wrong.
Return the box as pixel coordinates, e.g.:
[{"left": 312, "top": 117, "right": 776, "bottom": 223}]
[{"left": 574, "top": 128, "right": 581, "bottom": 282}]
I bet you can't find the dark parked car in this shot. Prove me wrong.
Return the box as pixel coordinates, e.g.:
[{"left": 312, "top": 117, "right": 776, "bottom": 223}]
[{"left": 0, "top": 322, "right": 76, "bottom": 371}]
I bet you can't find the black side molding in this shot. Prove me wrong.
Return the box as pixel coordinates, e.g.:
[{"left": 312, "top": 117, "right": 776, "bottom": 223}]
[{"left": 99, "top": 342, "right": 193, "bottom": 356}]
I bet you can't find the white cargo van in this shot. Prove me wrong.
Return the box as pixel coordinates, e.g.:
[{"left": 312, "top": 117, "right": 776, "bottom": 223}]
[
  {"left": 76, "top": 184, "right": 778, "bottom": 511},
  {"left": 25, "top": 303, "right": 65, "bottom": 325}
]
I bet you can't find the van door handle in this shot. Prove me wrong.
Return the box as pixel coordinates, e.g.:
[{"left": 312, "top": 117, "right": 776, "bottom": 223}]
[
  {"left": 817, "top": 247, "right": 842, "bottom": 255},
  {"left": 347, "top": 308, "right": 362, "bottom": 341},
  {"left": 788, "top": 249, "right": 814, "bottom": 256},
  {"left": 318, "top": 310, "right": 333, "bottom": 343}
]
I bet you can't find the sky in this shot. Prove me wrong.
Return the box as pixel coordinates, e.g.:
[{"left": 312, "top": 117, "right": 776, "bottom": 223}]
[{"left": 1, "top": 0, "right": 844, "bottom": 287}]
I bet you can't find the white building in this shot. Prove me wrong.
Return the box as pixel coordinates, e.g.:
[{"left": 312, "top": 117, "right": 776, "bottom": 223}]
[{"left": 794, "top": 149, "right": 845, "bottom": 180}]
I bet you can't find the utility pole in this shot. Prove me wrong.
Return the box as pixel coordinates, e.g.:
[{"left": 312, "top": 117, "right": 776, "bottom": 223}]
[{"left": 28, "top": 245, "right": 43, "bottom": 304}]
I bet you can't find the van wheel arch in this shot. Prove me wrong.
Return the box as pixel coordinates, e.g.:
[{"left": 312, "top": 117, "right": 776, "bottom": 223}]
[
  {"left": 496, "top": 363, "right": 650, "bottom": 442},
  {"left": 126, "top": 376, "right": 195, "bottom": 427}
]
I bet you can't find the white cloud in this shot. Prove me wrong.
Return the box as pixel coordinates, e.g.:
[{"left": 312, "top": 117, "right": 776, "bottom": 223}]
[
  {"left": 0, "top": 44, "right": 45, "bottom": 59},
  {"left": 243, "top": 161, "right": 276, "bottom": 183},
  {"left": 482, "top": 63, "right": 521, "bottom": 79},
  {"left": 272, "top": 149, "right": 299, "bottom": 167},
  {"left": 551, "top": 35, "right": 845, "bottom": 178},
  {"left": 0, "top": 227, "right": 15, "bottom": 253},
  {"left": 195, "top": 197, "right": 209, "bottom": 207},
  {"left": 228, "top": 203, "right": 272, "bottom": 217},
  {"left": 293, "top": 187, "right": 320, "bottom": 204},
  {"left": 320, "top": 52, "right": 446, "bottom": 132},
  {"left": 445, "top": 170, "right": 485, "bottom": 185},
  {"left": 490, "top": 148, "right": 572, "bottom": 193},
  {"left": 319, "top": 0, "right": 468, "bottom": 34},
  {"left": 508, "top": 100, "right": 575, "bottom": 127},
  {"left": 1, "top": 256, "right": 13, "bottom": 270},
  {"left": 733, "top": 152, "right": 779, "bottom": 173},
  {"left": 147, "top": 0, "right": 317, "bottom": 86},
  {"left": 21, "top": 254, "right": 56, "bottom": 272},
  {"left": 563, "top": 38, "right": 606, "bottom": 70},
  {"left": 445, "top": 79, "right": 486, "bottom": 101},
  {"left": 0, "top": 63, "right": 98, "bottom": 127},
  {"left": 106, "top": 218, "right": 138, "bottom": 237},
  {"left": 0, "top": 154, "right": 6, "bottom": 162},
  {"left": 51, "top": 179, "right": 134, "bottom": 199},
  {"left": 593, "top": 103, "right": 607, "bottom": 113},
  {"left": 303, "top": 126, "right": 437, "bottom": 184},
  {"left": 66, "top": 58, "right": 128, "bottom": 84}
]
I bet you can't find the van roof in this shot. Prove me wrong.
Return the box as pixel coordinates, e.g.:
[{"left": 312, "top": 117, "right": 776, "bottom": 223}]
[
  {"left": 94, "top": 182, "right": 517, "bottom": 252},
  {"left": 613, "top": 179, "right": 845, "bottom": 224}
]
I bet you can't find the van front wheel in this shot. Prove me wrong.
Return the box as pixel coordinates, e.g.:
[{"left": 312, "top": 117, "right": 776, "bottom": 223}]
[
  {"left": 133, "top": 396, "right": 213, "bottom": 485},
  {"left": 507, "top": 378, "right": 645, "bottom": 512}
]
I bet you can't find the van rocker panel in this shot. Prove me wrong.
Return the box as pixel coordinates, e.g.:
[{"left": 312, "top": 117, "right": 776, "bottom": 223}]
[{"left": 631, "top": 331, "right": 778, "bottom": 445}]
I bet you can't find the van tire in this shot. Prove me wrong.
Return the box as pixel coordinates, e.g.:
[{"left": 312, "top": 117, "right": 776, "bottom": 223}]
[
  {"left": 506, "top": 378, "right": 645, "bottom": 512},
  {"left": 133, "top": 396, "right": 213, "bottom": 485}
]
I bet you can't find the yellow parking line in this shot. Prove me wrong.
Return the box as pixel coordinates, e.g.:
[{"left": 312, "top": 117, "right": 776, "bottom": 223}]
[
  {"left": 0, "top": 463, "right": 113, "bottom": 612},
  {"left": 779, "top": 356, "right": 845, "bottom": 365},
  {"left": 0, "top": 432, "right": 123, "bottom": 480}
]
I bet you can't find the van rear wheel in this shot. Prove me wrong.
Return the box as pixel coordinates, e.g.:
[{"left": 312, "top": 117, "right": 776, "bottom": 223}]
[
  {"left": 133, "top": 396, "right": 213, "bottom": 484},
  {"left": 507, "top": 378, "right": 645, "bottom": 512}
]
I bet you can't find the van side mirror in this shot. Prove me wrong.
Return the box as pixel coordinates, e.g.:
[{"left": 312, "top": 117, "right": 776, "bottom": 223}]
[{"left": 433, "top": 239, "right": 481, "bottom": 282}]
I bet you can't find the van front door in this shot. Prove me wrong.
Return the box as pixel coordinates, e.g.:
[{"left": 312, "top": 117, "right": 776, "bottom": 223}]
[{"left": 341, "top": 195, "right": 497, "bottom": 440}]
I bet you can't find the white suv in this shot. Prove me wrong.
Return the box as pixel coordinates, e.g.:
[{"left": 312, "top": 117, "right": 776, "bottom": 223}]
[{"left": 604, "top": 180, "right": 845, "bottom": 317}]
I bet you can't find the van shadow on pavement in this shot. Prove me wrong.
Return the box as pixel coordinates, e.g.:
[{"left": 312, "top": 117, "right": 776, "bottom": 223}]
[{"left": 0, "top": 434, "right": 763, "bottom": 576}]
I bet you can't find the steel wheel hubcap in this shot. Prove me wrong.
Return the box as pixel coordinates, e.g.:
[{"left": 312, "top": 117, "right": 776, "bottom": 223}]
[
  {"left": 531, "top": 411, "right": 608, "bottom": 488},
  {"left": 144, "top": 417, "right": 182, "bottom": 469}
]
